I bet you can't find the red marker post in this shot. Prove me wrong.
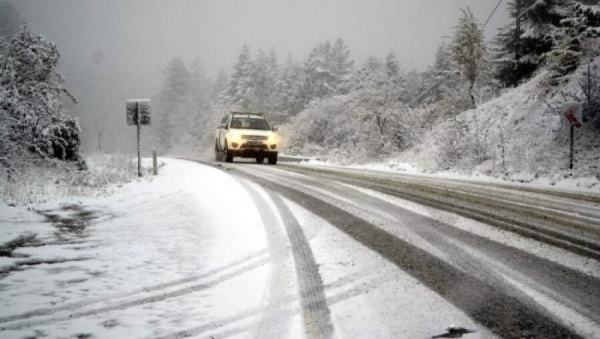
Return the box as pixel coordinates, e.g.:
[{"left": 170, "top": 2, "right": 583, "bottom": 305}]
[{"left": 563, "top": 102, "right": 583, "bottom": 170}]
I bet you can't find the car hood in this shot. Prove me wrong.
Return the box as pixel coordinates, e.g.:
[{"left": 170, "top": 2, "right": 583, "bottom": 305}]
[{"left": 229, "top": 129, "right": 274, "bottom": 137}]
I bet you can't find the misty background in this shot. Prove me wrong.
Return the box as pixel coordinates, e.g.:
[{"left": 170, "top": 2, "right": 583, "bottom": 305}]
[{"left": 13, "top": 0, "right": 508, "bottom": 154}]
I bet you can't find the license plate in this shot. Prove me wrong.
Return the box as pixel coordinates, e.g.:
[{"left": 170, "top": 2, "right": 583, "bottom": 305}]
[{"left": 246, "top": 141, "right": 261, "bottom": 146}]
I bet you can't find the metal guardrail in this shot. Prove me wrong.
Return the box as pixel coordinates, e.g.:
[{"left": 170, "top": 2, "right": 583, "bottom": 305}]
[{"left": 278, "top": 155, "right": 312, "bottom": 163}]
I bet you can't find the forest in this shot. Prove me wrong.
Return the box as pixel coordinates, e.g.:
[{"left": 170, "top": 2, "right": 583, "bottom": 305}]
[
  {"left": 1, "top": 0, "right": 600, "bottom": 180},
  {"left": 149, "top": 0, "right": 600, "bottom": 178}
]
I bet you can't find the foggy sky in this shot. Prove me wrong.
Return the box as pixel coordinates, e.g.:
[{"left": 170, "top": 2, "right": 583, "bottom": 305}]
[{"left": 12, "top": 0, "right": 508, "bottom": 152}]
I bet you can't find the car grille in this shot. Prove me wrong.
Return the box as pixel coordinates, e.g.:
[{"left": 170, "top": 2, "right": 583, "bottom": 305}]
[
  {"left": 241, "top": 143, "right": 268, "bottom": 150},
  {"left": 242, "top": 135, "right": 268, "bottom": 140}
]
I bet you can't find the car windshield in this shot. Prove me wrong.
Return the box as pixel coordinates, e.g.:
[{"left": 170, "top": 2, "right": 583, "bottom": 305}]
[{"left": 230, "top": 117, "right": 270, "bottom": 130}]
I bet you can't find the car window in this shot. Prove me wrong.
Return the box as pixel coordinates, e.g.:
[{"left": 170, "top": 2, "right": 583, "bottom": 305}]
[{"left": 230, "top": 117, "right": 270, "bottom": 130}]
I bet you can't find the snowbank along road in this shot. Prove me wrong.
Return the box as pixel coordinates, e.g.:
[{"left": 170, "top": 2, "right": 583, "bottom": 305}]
[{"left": 1, "top": 158, "right": 599, "bottom": 338}]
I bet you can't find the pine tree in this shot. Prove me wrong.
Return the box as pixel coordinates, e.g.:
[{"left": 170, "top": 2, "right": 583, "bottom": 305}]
[
  {"left": 547, "top": 1, "right": 600, "bottom": 82},
  {"left": 420, "top": 42, "right": 466, "bottom": 107},
  {"left": 274, "top": 55, "right": 306, "bottom": 116},
  {"left": 250, "top": 48, "right": 277, "bottom": 112},
  {"left": 155, "top": 57, "right": 193, "bottom": 151},
  {"left": 385, "top": 51, "right": 400, "bottom": 79},
  {"left": 226, "top": 44, "right": 254, "bottom": 110},
  {"left": 303, "top": 38, "right": 353, "bottom": 101},
  {"left": 331, "top": 38, "right": 353, "bottom": 83},
  {"left": 492, "top": 0, "right": 569, "bottom": 86},
  {"left": 303, "top": 40, "right": 334, "bottom": 100},
  {"left": 212, "top": 69, "right": 228, "bottom": 101},
  {"left": 189, "top": 57, "right": 210, "bottom": 111},
  {"left": 450, "top": 7, "right": 488, "bottom": 107},
  {"left": 579, "top": 61, "right": 600, "bottom": 127}
]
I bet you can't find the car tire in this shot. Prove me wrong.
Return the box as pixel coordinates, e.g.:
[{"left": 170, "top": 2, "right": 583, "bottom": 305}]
[
  {"left": 215, "top": 139, "right": 223, "bottom": 162},
  {"left": 224, "top": 142, "right": 233, "bottom": 163},
  {"left": 256, "top": 156, "right": 264, "bottom": 164},
  {"left": 268, "top": 154, "right": 277, "bottom": 165},
  {"left": 216, "top": 152, "right": 225, "bottom": 162}
]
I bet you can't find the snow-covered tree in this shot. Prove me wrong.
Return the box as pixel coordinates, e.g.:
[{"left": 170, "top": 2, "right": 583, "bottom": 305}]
[
  {"left": 0, "top": 26, "right": 80, "bottom": 166},
  {"left": 303, "top": 38, "right": 353, "bottom": 100},
  {"left": 225, "top": 44, "right": 254, "bottom": 110},
  {"left": 546, "top": 1, "right": 600, "bottom": 83},
  {"left": 417, "top": 43, "right": 461, "bottom": 105},
  {"left": 274, "top": 56, "right": 306, "bottom": 116},
  {"left": 385, "top": 51, "right": 400, "bottom": 79},
  {"left": 578, "top": 60, "right": 600, "bottom": 128},
  {"left": 221, "top": 46, "right": 282, "bottom": 115},
  {"left": 212, "top": 69, "right": 228, "bottom": 101},
  {"left": 492, "top": 0, "right": 570, "bottom": 86},
  {"left": 154, "top": 57, "right": 194, "bottom": 152},
  {"left": 190, "top": 57, "right": 210, "bottom": 112},
  {"left": 250, "top": 48, "right": 278, "bottom": 112},
  {"left": 287, "top": 54, "right": 418, "bottom": 159},
  {"left": 330, "top": 38, "right": 353, "bottom": 83},
  {"left": 450, "top": 7, "right": 488, "bottom": 107}
]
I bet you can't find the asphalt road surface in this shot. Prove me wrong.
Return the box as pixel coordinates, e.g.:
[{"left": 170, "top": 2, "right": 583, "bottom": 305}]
[
  {"left": 194, "top": 156, "right": 600, "bottom": 339},
  {"left": 2, "top": 157, "right": 599, "bottom": 338}
]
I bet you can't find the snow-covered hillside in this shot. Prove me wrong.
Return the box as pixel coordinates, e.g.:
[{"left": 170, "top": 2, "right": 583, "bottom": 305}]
[
  {"left": 293, "top": 58, "right": 600, "bottom": 191},
  {"left": 390, "top": 57, "right": 600, "bottom": 189}
]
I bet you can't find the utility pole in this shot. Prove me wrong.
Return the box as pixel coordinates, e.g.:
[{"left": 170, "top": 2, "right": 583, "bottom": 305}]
[
  {"left": 98, "top": 132, "right": 102, "bottom": 153},
  {"left": 514, "top": 0, "right": 521, "bottom": 87}
]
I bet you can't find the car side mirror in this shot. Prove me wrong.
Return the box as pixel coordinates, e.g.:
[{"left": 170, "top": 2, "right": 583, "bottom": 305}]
[{"left": 272, "top": 126, "right": 278, "bottom": 132}]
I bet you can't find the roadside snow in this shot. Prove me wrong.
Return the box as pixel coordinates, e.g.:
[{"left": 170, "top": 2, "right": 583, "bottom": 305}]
[
  {"left": 0, "top": 159, "right": 279, "bottom": 338},
  {"left": 295, "top": 159, "right": 600, "bottom": 193}
]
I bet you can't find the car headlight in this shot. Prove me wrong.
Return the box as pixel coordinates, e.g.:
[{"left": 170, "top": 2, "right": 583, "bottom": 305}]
[
  {"left": 228, "top": 131, "right": 241, "bottom": 143},
  {"left": 268, "top": 134, "right": 278, "bottom": 145}
]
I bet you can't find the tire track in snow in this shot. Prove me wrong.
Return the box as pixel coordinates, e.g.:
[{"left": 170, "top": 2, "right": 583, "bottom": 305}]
[
  {"left": 277, "top": 164, "right": 600, "bottom": 260},
  {"left": 234, "top": 173, "right": 333, "bottom": 338},
  {"left": 229, "top": 168, "right": 580, "bottom": 339},
  {"left": 268, "top": 192, "right": 333, "bottom": 339},
  {"left": 255, "top": 167, "right": 600, "bottom": 327},
  {"left": 156, "top": 270, "right": 383, "bottom": 338},
  {"left": 236, "top": 179, "right": 294, "bottom": 339},
  {"left": 0, "top": 254, "right": 268, "bottom": 331},
  {"left": 0, "top": 250, "right": 268, "bottom": 324}
]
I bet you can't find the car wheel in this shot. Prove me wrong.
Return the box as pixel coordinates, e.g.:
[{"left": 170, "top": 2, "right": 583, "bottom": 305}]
[
  {"left": 256, "top": 156, "right": 264, "bottom": 164},
  {"left": 224, "top": 143, "right": 233, "bottom": 163},
  {"left": 215, "top": 142, "right": 221, "bottom": 162},
  {"left": 268, "top": 154, "right": 277, "bottom": 165}
]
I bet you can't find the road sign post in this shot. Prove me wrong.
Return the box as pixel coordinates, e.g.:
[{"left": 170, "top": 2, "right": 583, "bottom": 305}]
[
  {"left": 152, "top": 148, "right": 158, "bottom": 175},
  {"left": 570, "top": 124, "right": 574, "bottom": 170},
  {"left": 126, "top": 99, "right": 151, "bottom": 177},
  {"left": 563, "top": 102, "right": 583, "bottom": 170}
]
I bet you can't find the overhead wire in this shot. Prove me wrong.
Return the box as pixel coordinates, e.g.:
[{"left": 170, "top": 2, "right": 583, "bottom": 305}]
[{"left": 483, "top": 0, "right": 505, "bottom": 29}]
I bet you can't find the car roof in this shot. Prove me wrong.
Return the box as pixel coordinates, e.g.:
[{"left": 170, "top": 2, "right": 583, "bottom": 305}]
[{"left": 230, "top": 112, "right": 266, "bottom": 119}]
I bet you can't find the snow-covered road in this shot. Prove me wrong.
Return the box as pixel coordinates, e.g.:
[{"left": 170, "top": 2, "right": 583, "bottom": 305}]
[{"left": 1, "top": 158, "right": 599, "bottom": 338}]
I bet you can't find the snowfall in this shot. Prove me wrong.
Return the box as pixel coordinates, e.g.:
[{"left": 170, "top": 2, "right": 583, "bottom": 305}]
[{"left": 0, "top": 158, "right": 507, "bottom": 338}]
